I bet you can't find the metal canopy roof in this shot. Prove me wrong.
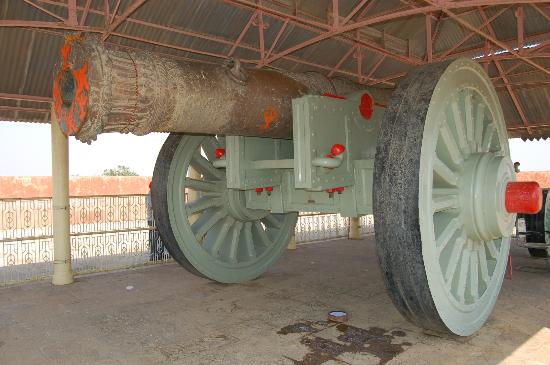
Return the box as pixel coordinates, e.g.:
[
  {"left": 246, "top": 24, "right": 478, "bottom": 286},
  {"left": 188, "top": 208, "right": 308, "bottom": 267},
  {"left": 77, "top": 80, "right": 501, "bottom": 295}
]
[{"left": 0, "top": 0, "right": 549, "bottom": 140}]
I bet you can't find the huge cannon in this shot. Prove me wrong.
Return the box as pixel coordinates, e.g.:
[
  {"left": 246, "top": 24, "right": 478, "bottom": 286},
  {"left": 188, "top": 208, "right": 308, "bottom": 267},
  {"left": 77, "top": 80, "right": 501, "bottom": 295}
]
[{"left": 54, "top": 37, "right": 542, "bottom": 336}]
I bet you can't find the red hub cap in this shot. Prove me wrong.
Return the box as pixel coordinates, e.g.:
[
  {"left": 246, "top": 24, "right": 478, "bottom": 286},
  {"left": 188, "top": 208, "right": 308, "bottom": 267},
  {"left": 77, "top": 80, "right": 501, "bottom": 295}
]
[{"left": 505, "top": 181, "right": 542, "bottom": 214}]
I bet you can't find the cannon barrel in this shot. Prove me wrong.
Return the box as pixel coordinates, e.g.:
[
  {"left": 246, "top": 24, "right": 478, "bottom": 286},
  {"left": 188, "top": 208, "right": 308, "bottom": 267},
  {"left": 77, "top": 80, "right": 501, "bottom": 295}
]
[{"left": 53, "top": 37, "right": 390, "bottom": 143}]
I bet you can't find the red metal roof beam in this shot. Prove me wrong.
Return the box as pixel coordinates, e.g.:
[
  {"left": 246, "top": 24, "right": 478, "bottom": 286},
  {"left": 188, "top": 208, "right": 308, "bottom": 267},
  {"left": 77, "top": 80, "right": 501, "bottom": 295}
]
[
  {"left": 22, "top": 0, "right": 65, "bottom": 22},
  {"left": 103, "top": 0, "right": 109, "bottom": 28},
  {"left": 0, "top": 106, "right": 50, "bottom": 114},
  {"left": 79, "top": 0, "right": 92, "bottom": 26},
  {"left": 0, "top": 93, "right": 53, "bottom": 103},
  {"left": 531, "top": 4, "right": 550, "bottom": 22},
  {"left": 516, "top": 6, "right": 525, "bottom": 52},
  {"left": 66, "top": 0, "right": 77, "bottom": 26},
  {"left": 332, "top": 0, "right": 340, "bottom": 29},
  {"left": 256, "top": 18, "right": 289, "bottom": 68},
  {"left": 507, "top": 122, "right": 550, "bottom": 131},
  {"left": 102, "top": 0, "right": 148, "bottom": 41},
  {"left": 436, "top": 6, "right": 510, "bottom": 60},
  {"left": 328, "top": 44, "right": 358, "bottom": 77},
  {"left": 365, "top": 55, "right": 386, "bottom": 81},
  {"left": 354, "top": 46, "right": 363, "bottom": 82},
  {"left": 0, "top": 19, "right": 98, "bottom": 32},
  {"left": 226, "top": 0, "right": 422, "bottom": 66},
  {"left": 257, "top": 12, "right": 266, "bottom": 63},
  {"left": 477, "top": 7, "right": 533, "bottom": 135},
  {"left": 110, "top": 0, "right": 123, "bottom": 25},
  {"left": 341, "top": 0, "right": 371, "bottom": 25},
  {"left": 426, "top": 1, "right": 550, "bottom": 77},
  {"left": 227, "top": 10, "right": 259, "bottom": 57},
  {"left": 426, "top": 13, "right": 432, "bottom": 62}
]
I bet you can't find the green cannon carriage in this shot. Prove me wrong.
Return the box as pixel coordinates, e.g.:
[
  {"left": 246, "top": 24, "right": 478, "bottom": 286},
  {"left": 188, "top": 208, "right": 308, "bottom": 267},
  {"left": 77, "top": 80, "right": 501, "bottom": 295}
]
[{"left": 54, "top": 38, "right": 542, "bottom": 336}]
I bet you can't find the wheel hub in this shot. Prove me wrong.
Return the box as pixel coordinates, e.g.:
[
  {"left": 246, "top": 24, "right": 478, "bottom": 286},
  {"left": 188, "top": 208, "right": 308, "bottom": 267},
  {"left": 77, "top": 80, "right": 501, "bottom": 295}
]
[
  {"left": 224, "top": 189, "right": 269, "bottom": 221},
  {"left": 460, "top": 152, "right": 515, "bottom": 242}
]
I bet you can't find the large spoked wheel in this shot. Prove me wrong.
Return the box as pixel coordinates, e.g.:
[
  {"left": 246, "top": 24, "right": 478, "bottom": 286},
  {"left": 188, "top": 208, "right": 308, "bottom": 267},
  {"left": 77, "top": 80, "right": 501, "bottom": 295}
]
[
  {"left": 525, "top": 189, "right": 550, "bottom": 258},
  {"left": 152, "top": 134, "right": 297, "bottom": 283},
  {"left": 374, "top": 59, "right": 515, "bottom": 336}
]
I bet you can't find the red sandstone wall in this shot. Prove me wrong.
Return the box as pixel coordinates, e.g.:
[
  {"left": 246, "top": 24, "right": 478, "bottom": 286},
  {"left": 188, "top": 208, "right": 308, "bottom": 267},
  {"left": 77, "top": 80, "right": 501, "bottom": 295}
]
[
  {"left": 0, "top": 176, "right": 152, "bottom": 198},
  {"left": 1, "top": 172, "right": 548, "bottom": 199},
  {"left": 517, "top": 172, "right": 550, "bottom": 188}
]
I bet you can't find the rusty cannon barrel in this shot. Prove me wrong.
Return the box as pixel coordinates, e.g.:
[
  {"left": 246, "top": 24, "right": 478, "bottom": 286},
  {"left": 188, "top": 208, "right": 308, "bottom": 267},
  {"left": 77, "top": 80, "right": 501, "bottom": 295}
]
[{"left": 52, "top": 36, "right": 390, "bottom": 143}]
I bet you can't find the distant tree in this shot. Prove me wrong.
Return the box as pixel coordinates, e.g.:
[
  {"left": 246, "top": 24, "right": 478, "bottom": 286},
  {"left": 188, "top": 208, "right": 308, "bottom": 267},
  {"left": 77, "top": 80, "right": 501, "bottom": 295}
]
[{"left": 102, "top": 165, "right": 138, "bottom": 176}]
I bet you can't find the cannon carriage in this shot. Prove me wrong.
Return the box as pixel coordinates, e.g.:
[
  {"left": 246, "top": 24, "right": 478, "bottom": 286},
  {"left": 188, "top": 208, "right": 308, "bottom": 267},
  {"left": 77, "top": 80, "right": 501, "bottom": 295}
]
[{"left": 54, "top": 38, "right": 542, "bottom": 336}]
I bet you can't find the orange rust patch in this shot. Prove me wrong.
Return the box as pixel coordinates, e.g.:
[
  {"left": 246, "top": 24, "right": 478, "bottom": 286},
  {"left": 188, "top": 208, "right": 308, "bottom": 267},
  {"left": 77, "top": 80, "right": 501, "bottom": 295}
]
[
  {"left": 53, "top": 35, "right": 89, "bottom": 136},
  {"left": 60, "top": 34, "right": 82, "bottom": 69},
  {"left": 261, "top": 106, "right": 279, "bottom": 130},
  {"left": 73, "top": 62, "right": 90, "bottom": 122},
  {"left": 60, "top": 41, "right": 72, "bottom": 70}
]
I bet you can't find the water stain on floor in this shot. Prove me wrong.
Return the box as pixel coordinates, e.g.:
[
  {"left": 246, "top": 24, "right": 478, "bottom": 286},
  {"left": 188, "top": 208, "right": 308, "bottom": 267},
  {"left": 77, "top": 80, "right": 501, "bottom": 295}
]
[
  {"left": 278, "top": 321, "right": 328, "bottom": 335},
  {"left": 279, "top": 321, "right": 412, "bottom": 365}
]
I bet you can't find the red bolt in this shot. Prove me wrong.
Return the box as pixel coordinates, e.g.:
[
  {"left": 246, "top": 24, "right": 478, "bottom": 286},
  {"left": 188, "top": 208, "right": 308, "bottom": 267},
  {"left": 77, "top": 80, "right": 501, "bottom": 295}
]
[
  {"left": 255, "top": 187, "right": 264, "bottom": 193},
  {"left": 265, "top": 186, "right": 273, "bottom": 192},
  {"left": 505, "top": 181, "right": 542, "bottom": 214},
  {"left": 326, "top": 188, "right": 335, "bottom": 194},
  {"left": 359, "top": 92, "right": 374, "bottom": 120},
  {"left": 330, "top": 144, "right": 345, "bottom": 156},
  {"left": 335, "top": 187, "right": 345, "bottom": 193},
  {"left": 215, "top": 148, "right": 225, "bottom": 158},
  {"left": 321, "top": 93, "right": 346, "bottom": 100}
]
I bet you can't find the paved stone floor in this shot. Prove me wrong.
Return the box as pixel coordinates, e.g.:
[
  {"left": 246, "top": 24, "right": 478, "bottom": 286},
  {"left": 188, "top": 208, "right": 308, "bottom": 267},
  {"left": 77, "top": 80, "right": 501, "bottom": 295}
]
[{"left": 1, "top": 236, "right": 549, "bottom": 364}]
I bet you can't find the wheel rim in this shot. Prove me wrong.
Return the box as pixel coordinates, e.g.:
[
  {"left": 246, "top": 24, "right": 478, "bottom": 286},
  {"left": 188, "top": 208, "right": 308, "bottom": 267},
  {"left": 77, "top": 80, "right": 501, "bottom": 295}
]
[
  {"left": 166, "top": 134, "right": 297, "bottom": 283},
  {"left": 419, "top": 59, "right": 513, "bottom": 335}
]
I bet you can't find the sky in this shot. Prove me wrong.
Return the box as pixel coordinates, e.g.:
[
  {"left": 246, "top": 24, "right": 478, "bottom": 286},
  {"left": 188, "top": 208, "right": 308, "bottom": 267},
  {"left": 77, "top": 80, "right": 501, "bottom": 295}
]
[{"left": 0, "top": 122, "right": 549, "bottom": 176}]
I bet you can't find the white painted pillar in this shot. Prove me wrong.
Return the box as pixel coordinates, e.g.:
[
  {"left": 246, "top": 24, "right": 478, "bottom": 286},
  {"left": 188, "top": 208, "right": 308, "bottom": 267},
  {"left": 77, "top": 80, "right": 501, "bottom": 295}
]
[
  {"left": 348, "top": 217, "right": 361, "bottom": 240},
  {"left": 51, "top": 108, "right": 74, "bottom": 285}
]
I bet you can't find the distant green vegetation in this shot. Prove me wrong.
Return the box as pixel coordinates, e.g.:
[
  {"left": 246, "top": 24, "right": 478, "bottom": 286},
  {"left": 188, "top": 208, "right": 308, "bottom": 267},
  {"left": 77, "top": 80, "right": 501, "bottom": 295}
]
[{"left": 102, "top": 165, "right": 138, "bottom": 176}]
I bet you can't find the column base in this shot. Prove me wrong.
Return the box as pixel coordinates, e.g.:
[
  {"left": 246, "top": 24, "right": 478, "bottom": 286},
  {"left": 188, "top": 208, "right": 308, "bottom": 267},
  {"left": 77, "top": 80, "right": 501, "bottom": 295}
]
[
  {"left": 348, "top": 217, "right": 361, "bottom": 240},
  {"left": 52, "top": 262, "right": 74, "bottom": 285}
]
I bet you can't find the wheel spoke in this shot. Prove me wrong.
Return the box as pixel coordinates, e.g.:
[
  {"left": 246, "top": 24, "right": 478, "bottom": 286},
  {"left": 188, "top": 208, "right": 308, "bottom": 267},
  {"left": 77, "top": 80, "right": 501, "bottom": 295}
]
[
  {"left": 440, "top": 121, "right": 464, "bottom": 166},
  {"left": 486, "top": 239, "right": 499, "bottom": 259},
  {"left": 434, "top": 157, "right": 458, "bottom": 186},
  {"left": 450, "top": 100, "right": 470, "bottom": 157},
  {"left": 216, "top": 136, "right": 226, "bottom": 148},
  {"left": 201, "top": 137, "right": 220, "bottom": 161},
  {"left": 433, "top": 195, "right": 459, "bottom": 213},
  {"left": 204, "top": 215, "right": 234, "bottom": 256},
  {"left": 456, "top": 240, "right": 472, "bottom": 303},
  {"left": 437, "top": 217, "right": 460, "bottom": 254},
  {"left": 464, "top": 90, "right": 474, "bottom": 150},
  {"left": 481, "top": 122, "right": 495, "bottom": 153},
  {"left": 192, "top": 209, "right": 226, "bottom": 240},
  {"left": 477, "top": 244, "right": 490, "bottom": 284},
  {"left": 242, "top": 221, "right": 257, "bottom": 260},
  {"left": 186, "top": 196, "right": 223, "bottom": 215},
  {"left": 253, "top": 221, "right": 272, "bottom": 247},
  {"left": 445, "top": 235, "right": 466, "bottom": 286},
  {"left": 262, "top": 214, "right": 282, "bottom": 230},
  {"left": 474, "top": 103, "right": 486, "bottom": 152},
  {"left": 433, "top": 188, "right": 458, "bottom": 196},
  {"left": 226, "top": 221, "right": 243, "bottom": 263},
  {"left": 470, "top": 245, "right": 479, "bottom": 300},
  {"left": 191, "top": 152, "right": 224, "bottom": 180},
  {"left": 185, "top": 177, "right": 220, "bottom": 193}
]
